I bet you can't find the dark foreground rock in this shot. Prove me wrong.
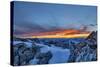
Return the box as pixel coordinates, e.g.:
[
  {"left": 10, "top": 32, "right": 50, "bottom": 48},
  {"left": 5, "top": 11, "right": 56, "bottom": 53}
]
[
  {"left": 13, "top": 43, "right": 39, "bottom": 66},
  {"left": 36, "top": 51, "right": 52, "bottom": 64}
]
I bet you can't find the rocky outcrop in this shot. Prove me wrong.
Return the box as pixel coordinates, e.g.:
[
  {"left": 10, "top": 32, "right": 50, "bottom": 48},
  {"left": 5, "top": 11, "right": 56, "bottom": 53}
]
[
  {"left": 36, "top": 51, "right": 52, "bottom": 64},
  {"left": 86, "top": 31, "right": 97, "bottom": 49},
  {"left": 13, "top": 42, "right": 53, "bottom": 66},
  {"left": 75, "top": 31, "right": 97, "bottom": 62},
  {"left": 13, "top": 43, "right": 39, "bottom": 65}
]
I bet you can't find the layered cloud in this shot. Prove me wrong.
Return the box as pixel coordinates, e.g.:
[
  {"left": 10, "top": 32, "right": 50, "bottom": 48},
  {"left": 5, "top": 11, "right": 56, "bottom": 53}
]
[{"left": 13, "top": 1, "right": 97, "bottom": 38}]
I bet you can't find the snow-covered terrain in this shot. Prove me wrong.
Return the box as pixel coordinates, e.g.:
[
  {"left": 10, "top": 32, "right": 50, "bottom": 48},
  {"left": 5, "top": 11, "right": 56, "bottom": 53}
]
[
  {"left": 13, "top": 40, "right": 70, "bottom": 64},
  {"left": 11, "top": 31, "right": 97, "bottom": 66}
]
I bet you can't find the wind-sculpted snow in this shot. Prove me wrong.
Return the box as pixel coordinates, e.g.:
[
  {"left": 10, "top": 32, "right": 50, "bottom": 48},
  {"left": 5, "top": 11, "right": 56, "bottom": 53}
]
[{"left": 12, "top": 31, "right": 97, "bottom": 66}]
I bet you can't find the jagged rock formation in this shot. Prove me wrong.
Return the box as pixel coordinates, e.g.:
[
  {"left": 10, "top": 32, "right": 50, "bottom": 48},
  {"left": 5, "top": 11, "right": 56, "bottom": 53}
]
[
  {"left": 36, "top": 51, "right": 52, "bottom": 64},
  {"left": 13, "top": 43, "right": 38, "bottom": 65},
  {"left": 13, "top": 42, "right": 53, "bottom": 66},
  {"left": 71, "top": 31, "right": 97, "bottom": 62},
  {"left": 86, "top": 31, "right": 97, "bottom": 49}
]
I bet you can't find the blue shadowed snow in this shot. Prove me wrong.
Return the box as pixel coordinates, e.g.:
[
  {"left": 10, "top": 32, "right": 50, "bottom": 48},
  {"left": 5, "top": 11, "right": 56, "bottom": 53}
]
[
  {"left": 49, "top": 45, "right": 70, "bottom": 63},
  {"left": 34, "top": 43, "right": 70, "bottom": 63}
]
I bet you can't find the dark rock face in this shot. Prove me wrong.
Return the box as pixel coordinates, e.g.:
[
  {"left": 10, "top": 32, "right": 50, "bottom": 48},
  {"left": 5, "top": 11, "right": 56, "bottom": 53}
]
[
  {"left": 36, "top": 51, "right": 52, "bottom": 64},
  {"left": 74, "top": 31, "right": 97, "bottom": 62},
  {"left": 13, "top": 43, "right": 38, "bottom": 66},
  {"left": 86, "top": 31, "right": 97, "bottom": 40},
  {"left": 86, "top": 31, "right": 97, "bottom": 49}
]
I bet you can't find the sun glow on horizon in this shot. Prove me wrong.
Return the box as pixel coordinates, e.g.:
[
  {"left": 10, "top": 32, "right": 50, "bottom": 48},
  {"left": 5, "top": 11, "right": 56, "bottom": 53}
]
[
  {"left": 30, "top": 33, "right": 90, "bottom": 38},
  {"left": 15, "top": 29, "right": 91, "bottom": 38}
]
